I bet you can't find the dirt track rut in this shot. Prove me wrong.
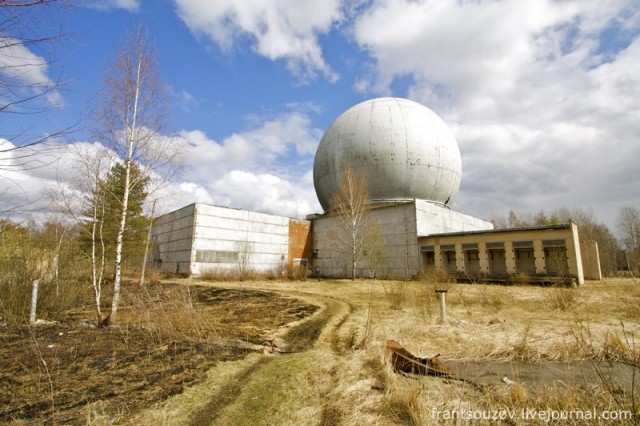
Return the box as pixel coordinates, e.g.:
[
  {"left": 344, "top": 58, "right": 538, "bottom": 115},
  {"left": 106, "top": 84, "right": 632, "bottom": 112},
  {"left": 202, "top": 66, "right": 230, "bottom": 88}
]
[{"left": 187, "top": 289, "right": 355, "bottom": 426}]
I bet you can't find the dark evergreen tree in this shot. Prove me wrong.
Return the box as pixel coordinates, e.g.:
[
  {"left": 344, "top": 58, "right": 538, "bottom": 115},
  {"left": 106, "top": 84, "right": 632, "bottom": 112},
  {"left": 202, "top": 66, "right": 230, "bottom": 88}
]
[{"left": 82, "top": 162, "right": 150, "bottom": 276}]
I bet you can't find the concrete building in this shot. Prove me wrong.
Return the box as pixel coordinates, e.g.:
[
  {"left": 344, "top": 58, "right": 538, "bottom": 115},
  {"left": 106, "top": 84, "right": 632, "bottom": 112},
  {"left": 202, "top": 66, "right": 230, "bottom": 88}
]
[
  {"left": 149, "top": 97, "right": 599, "bottom": 284},
  {"left": 150, "top": 203, "right": 311, "bottom": 276},
  {"left": 419, "top": 223, "right": 586, "bottom": 285}
]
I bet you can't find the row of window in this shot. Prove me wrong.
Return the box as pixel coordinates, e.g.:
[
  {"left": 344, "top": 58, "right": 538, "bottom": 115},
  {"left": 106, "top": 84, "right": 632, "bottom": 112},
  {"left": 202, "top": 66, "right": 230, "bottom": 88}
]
[
  {"left": 195, "top": 250, "right": 239, "bottom": 264},
  {"left": 421, "top": 239, "right": 566, "bottom": 253},
  {"left": 423, "top": 243, "right": 569, "bottom": 276}
]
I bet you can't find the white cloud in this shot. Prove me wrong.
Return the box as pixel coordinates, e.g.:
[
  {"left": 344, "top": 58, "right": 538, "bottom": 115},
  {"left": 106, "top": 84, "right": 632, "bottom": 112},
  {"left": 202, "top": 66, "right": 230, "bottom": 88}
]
[
  {"left": 0, "top": 138, "right": 68, "bottom": 219},
  {"left": 353, "top": 0, "right": 580, "bottom": 105},
  {"left": 0, "top": 37, "right": 63, "bottom": 109},
  {"left": 175, "top": 89, "right": 201, "bottom": 113},
  {"left": 151, "top": 170, "right": 319, "bottom": 219},
  {"left": 0, "top": 104, "right": 324, "bottom": 223},
  {"left": 350, "top": 0, "right": 640, "bottom": 226},
  {"left": 211, "top": 170, "right": 317, "bottom": 218},
  {"left": 166, "top": 107, "right": 323, "bottom": 217},
  {"left": 83, "top": 0, "right": 141, "bottom": 12},
  {"left": 151, "top": 181, "right": 214, "bottom": 217},
  {"left": 180, "top": 108, "right": 322, "bottom": 179},
  {"left": 173, "top": 0, "right": 342, "bottom": 81},
  {"left": 6, "top": 0, "right": 639, "bottom": 230}
]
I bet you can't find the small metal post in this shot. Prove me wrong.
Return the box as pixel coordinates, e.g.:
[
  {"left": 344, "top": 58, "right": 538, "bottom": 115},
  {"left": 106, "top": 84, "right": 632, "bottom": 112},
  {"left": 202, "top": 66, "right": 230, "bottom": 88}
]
[
  {"left": 435, "top": 289, "right": 447, "bottom": 324},
  {"left": 30, "top": 279, "right": 41, "bottom": 324}
]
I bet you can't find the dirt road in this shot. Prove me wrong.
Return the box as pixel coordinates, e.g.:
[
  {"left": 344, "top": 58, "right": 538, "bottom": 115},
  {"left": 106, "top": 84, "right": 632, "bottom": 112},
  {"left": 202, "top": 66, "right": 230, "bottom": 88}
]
[{"left": 131, "top": 281, "right": 362, "bottom": 426}]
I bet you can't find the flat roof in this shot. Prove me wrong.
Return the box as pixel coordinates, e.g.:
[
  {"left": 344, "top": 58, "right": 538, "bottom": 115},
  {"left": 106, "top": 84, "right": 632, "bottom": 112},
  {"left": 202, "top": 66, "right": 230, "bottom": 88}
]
[{"left": 422, "top": 223, "right": 572, "bottom": 238}]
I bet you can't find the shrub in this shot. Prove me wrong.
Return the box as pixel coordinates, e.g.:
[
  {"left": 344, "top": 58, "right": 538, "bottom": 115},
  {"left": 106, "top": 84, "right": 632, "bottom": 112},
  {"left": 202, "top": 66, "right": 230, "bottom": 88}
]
[
  {"left": 510, "top": 271, "right": 531, "bottom": 286},
  {"left": 0, "top": 225, "right": 91, "bottom": 325},
  {"left": 544, "top": 285, "right": 581, "bottom": 310},
  {"left": 198, "top": 267, "right": 240, "bottom": 282},
  {"left": 381, "top": 281, "right": 409, "bottom": 310}
]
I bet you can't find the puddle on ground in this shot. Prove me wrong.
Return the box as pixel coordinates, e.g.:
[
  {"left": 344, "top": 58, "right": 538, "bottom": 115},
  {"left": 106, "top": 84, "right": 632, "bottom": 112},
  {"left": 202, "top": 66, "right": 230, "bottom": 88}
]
[{"left": 447, "top": 360, "right": 639, "bottom": 394}]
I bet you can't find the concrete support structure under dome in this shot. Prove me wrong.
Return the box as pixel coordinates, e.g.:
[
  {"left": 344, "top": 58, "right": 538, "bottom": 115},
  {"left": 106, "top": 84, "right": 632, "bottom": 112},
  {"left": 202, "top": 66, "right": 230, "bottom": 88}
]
[{"left": 312, "top": 200, "right": 493, "bottom": 280}]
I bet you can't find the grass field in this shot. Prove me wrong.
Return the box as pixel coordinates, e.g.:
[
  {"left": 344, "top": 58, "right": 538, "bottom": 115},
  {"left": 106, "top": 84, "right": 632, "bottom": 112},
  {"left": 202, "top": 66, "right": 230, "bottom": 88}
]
[
  {"left": 133, "top": 276, "right": 639, "bottom": 425},
  {"left": 3, "top": 277, "right": 639, "bottom": 425}
]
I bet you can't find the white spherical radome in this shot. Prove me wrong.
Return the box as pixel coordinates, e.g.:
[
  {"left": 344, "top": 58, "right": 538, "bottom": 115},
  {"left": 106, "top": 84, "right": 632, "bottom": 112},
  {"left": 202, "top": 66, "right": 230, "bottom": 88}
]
[{"left": 313, "top": 97, "right": 462, "bottom": 211}]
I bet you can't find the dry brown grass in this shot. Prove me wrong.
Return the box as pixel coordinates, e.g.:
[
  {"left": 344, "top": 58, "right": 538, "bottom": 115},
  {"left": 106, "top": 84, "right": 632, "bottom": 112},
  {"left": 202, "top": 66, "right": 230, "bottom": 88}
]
[
  {"left": 198, "top": 266, "right": 246, "bottom": 282},
  {"left": 142, "top": 267, "right": 165, "bottom": 284},
  {"left": 197, "top": 264, "right": 308, "bottom": 282},
  {"left": 1, "top": 283, "right": 322, "bottom": 425},
  {"left": 118, "top": 284, "right": 220, "bottom": 344},
  {"left": 100, "top": 278, "right": 640, "bottom": 424},
  {"left": 297, "top": 278, "right": 639, "bottom": 425},
  {"left": 381, "top": 280, "right": 409, "bottom": 310},
  {"left": 511, "top": 271, "right": 531, "bottom": 286},
  {"left": 544, "top": 285, "right": 582, "bottom": 311}
]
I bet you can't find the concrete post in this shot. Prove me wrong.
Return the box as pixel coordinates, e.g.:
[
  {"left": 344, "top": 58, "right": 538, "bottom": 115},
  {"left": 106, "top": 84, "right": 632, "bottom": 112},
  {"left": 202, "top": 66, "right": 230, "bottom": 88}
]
[
  {"left": 478, "top": 242, "right": 489, "bottom": 275},
  {"left": 505, "top": 241, "right": 516, "bottom": 275},
  {"left": 454, "top": 243, "right": 463, "bottom": 274},
  {"left": 534, "top": 240, "right": 546, "bottom": 275},
  {"left": 436, "top": 290, "right": 447, "bottom": 324},
  {"left": 570, "top": 222, "right": 585, "bottom": 285},
  {"left": 30, "top": 279, "right": 40, "bottom": 324}
]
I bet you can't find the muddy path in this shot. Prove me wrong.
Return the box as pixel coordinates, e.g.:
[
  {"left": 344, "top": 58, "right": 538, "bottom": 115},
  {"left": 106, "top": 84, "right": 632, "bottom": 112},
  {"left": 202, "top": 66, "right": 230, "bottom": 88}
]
[
  {"left": 182, "top": 288, "right": 357, "bottom": 426},
  {"left": 187, "top": 357, "right": 272, "bottom": 426}
]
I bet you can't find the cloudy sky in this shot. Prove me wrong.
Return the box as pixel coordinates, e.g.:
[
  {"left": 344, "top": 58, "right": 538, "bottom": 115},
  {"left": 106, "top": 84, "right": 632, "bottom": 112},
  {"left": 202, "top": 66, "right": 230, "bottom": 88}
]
[{"left": 1, "top": 0, "right": 639, "bottom": 230}]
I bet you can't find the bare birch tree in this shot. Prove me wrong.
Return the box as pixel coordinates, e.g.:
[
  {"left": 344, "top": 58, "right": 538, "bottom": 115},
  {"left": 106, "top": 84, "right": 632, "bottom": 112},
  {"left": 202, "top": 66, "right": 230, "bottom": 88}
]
[
  {"left": 236, "top": 239, "right": 254, "bottom": 281},
  {"left": 617, "top": 205, "right": 640, "bottom": 273},
  {"left": 96, "top": 26, "right": 181, "bottom": 325},
  {"left": 49, "top": 143, "right": 113, "bottom": 323},
  {"left": 79, "top": 148, "right": 111, "bottom": 324},
  {"left": 329, "top": 167, "right": 372, "bottom": 280}
]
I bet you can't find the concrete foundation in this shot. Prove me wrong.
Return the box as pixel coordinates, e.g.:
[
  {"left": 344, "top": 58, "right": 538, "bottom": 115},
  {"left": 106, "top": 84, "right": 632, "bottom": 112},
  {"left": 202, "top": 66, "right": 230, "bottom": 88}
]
[{"left": 312, "top": 199, "right": 493, "bottom": 279}]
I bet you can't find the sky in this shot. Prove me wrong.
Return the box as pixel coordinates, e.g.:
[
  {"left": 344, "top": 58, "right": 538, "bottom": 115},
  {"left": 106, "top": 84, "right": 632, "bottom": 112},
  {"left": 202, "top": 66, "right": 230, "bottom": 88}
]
[{"left": 1, "top": 0, "right": 639, "bottom": 232}]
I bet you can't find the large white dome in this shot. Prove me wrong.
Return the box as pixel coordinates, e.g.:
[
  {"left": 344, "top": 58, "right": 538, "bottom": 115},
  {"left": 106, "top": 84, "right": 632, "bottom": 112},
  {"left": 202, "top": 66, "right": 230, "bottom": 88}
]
[{"left": 313, "top": 97, "right": 462, "bottom": 211}]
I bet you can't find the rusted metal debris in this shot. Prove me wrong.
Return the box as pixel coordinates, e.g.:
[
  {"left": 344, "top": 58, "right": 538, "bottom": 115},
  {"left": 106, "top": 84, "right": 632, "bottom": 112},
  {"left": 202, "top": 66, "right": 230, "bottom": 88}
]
[{"left": 386, "top": 340, "right": 457, "bottom": 378}]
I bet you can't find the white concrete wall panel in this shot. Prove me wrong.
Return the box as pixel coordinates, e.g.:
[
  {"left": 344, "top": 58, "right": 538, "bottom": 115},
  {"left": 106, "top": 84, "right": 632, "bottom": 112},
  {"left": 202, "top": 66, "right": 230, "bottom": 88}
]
[
  {"left": 312, "top": 201, "right": 492, "bottom": 279},
  {"left": 154, "top": 204, "right": 195, "bottom": 225},
  {"left": 150, "top": 204, "right": 196, "bottom": 274},
  {"left": 150, "top": 203, "right": 295, "bottom": 276},
  {"left": 415, "top": 200, "right": 493, "bottom": 236},
  {"left": 191, "top": 204, "right": 290, "bottom": 274},
  {"left": 312, "top": 202, "right": 420, "bottom": 279}
]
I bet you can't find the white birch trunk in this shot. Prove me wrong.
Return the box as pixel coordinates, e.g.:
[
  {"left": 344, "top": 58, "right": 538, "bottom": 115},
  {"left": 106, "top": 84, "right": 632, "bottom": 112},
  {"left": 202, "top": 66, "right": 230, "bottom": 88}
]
[
  {"left": 53, "top": 228, "right": 66, "bottom": 297},
  {"left": 109, "top": 58, "right": 142, "bottom": 325},
  {"left": 139, "top": 198, "right": 156, "bottom": 286},
  {"left": 110, "top": 162, "right": 130, "bottom": 324},
  {"left": 98, "top": 202, "right": 106, "bottom": 312},
  {"left": 90, "top": 203, "right": 100, "bottom": 322}
]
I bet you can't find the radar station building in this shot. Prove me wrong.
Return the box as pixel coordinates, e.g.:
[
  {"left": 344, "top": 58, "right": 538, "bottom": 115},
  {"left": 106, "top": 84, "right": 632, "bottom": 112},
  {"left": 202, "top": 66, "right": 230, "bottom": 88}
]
[{"left": 150, "top": 98, "right": 599, "bottom": 284}]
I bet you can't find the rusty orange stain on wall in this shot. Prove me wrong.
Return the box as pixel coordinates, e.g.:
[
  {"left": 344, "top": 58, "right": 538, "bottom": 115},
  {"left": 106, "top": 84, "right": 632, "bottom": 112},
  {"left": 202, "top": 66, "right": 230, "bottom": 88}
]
[{"left": 288, "top": 219, "right": 312, "bottom": 270}]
